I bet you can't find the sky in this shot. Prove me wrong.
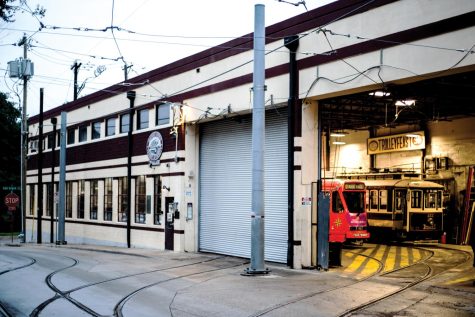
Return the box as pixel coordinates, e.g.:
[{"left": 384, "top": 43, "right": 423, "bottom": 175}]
[{"left": 0, "top": 0, "right": 336, "bottom": 117}]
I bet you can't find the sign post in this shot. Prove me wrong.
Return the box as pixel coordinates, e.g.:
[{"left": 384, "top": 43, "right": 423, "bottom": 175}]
[{"left": 4, "top": 192, "right": 20, "bottom": 243}]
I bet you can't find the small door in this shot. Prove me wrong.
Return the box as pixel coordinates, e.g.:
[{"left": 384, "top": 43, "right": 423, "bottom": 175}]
[{"left": 165, "top": 197, "right": 174, "bottom": 250}]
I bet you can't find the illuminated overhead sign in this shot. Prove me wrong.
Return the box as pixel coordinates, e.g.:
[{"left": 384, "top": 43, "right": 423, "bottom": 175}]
[{"left": 367, "top": 131, "right": 425, "bottom": 155}]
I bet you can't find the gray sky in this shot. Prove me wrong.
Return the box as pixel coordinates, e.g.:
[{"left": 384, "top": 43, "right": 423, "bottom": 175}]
[{"left": 0, "top": 0, "right": 335, "bottom": 116}]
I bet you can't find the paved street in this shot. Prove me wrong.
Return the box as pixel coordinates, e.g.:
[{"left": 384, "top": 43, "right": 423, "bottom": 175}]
[{"left": 1, "top": 238, "right": 474, "bottom": 317}]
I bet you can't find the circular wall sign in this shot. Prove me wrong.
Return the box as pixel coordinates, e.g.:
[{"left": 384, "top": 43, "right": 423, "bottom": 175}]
[{"left": 146, "top": 131, "right": 163, "bottom": 166}]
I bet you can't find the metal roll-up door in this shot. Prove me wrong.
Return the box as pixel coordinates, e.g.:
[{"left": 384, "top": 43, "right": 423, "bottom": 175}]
[{"left": 199, "top": 109, "right": 288, "bottom": 263}]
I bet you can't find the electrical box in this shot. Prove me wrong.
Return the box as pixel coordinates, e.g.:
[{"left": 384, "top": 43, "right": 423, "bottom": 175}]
[{"left": 8, "top": 61, "right": 20, "bottom": 78}]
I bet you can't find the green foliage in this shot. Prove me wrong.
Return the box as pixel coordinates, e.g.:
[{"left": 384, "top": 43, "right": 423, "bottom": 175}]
[
  {"left": 0, "top": 0, "right": 46, "bottom": 23},
  {"left": 0, "top": 92, "right": 21, "bottom": 185}
]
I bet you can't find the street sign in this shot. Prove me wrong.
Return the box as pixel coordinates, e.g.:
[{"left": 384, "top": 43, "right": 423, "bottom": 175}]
[{"left": 5, "top": 192, "right": 20, "bottom": 211}]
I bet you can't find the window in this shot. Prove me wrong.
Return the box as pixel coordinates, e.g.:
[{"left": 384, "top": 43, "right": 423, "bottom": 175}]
[
  {"left": 47, "top": 134, "right": 54, "bottom": 149},
  {"left": 77, "top": 180, "right": 85, "bottom": 219},
  {"left": 106, "top": 118, "right": 116, "bottom": 136},
  {"left": 29, "top": 185, "right": 35, "bottom": 215},
  {"left": 395, "top": 190, "right": 405, "bottom": 211},
  {"left": 67, "top": 128, "right": 75, "bottom": 145},
  {"left": 137, "top": 109, "right": 149, "bottom": 130},
  {"left": 104, "top": 178, "right": 113, "bottom": 221},
  {"left": 66, "top": 182, "right": 73, "bottom": 218},
  {"left": 369, "top": 190, "right": 378, "bottom": 210},
  {"left": 46, "top": 183, "right": 52, "bottom": 216},
  {"left": 411, "top": 190, "right": 422, "bottom": 209},
  {"left": 135, "top": 176, "right": 146, "bottom": 223},
  {"left": 30, "top": 140, "right": 38, "bottom": 153},
  {"left": 92, "top": 122, "right": 101, "bottom": 139},
  {"left": 154, "top": 176, "right": 162, "bottom": 225},
  {"left": 425, "top": 189, "right": 442, "bottom": 209},
  {"left": 79, "top": 125, "right": 88, "bottom": 142},
  {"left": 156, "top": 103, "right": 170, "bottom": 125},
  {"left": 342, "top": 191, "right": 365, "bottom": 214},
  {"left": 332, "top": 191, "right": 344, "bottom": 213},
  {"left": 120, "top": 113, "right": 130, "bottom": 133},
  {"left": 379, "top": 190, "right": 388, "bottom": 210},
  {"left": 118, "top": 177, "right": 128, "bottom": 222},
  {"left": 90, "top": 180, "right": 98, "bottom": 220}
]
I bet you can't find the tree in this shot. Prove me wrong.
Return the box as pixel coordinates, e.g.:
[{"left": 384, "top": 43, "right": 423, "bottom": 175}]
[
  {"left": 0, "top": 92, "right": 21, "bottom": 185},
  {"left": 0, "top": 0, "right": 45, "bottom": 23}
]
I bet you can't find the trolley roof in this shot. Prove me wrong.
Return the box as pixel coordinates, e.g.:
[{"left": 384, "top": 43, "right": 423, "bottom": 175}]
[{"left": 362, "top": 179, "right": 444, "bottom": 189}]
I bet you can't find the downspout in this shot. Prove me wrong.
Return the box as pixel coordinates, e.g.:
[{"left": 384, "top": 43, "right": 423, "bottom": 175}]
[
  {"left": 284, "top": 35, "right": 299, "bottom": 268},
  {"left": 126, "top": 91, "right": 136, "bottom": 248}
]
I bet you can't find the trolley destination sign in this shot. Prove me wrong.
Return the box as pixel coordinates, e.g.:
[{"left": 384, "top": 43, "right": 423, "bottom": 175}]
[{"left": 367, "top": 131, "right": 425, "bottom": 155}]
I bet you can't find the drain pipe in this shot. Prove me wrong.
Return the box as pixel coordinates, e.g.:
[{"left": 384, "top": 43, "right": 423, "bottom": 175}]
[{"left": 284, "top": 35, "right": 299, "bottom": 268}]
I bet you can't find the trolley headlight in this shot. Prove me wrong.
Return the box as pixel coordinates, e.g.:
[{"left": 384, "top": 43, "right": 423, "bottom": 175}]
[{"left": 427, "top": 214, "right": 434, "bottom": 226}]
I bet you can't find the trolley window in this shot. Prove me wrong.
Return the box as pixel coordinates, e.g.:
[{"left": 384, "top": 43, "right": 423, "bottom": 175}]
[
  {"left": 332, "top": 191, "right": 344, "bottom": 213},
  {"left": 425, "top": 189, "right": 442, "bottom": 209},
  {"left": 394, "top": 190, "right": 405, "bottom": 211},
  {"left": 369, "top": 190, "right": 378, "bottom": 210},
  {"left": 379, "top": 190, "right": 388, "bottom": 211},
  {"left": 343, "top": 191, "right": 365, "bottom": 214},
  {"left": 411, "top": 190, "right": 422, "bottom": 209}
]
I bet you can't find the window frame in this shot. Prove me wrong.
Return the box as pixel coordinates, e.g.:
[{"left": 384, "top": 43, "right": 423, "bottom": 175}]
[
  {"left": 118, "top": 177, "right": 128, "bottom": 222},
  {"left": 135, "top": 175, "right": 146, "bottom": 223},
  {"left": 66, "top": 181, "right": 73, "bottom": 218},
  {"left": 77, "top": 180, "right": 85, "bottom": 219}
]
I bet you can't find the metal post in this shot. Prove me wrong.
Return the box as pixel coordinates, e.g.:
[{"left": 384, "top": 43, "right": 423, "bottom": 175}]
[
  {"left": 57, "top": 112, "right": 67, "bottom": 244},
  {"left": 50, "top": 117, "right": 57, "bottom": 243},
  {"left": 37, "top": 88, "right": 44, "bottom": 243},
  {"left": 71, "top": 61, "right": 81, "bottom": 101},
  {"left": 126, "top": 91, "right": 136, "bottom": 248},
  {"left": 245, "top": 4, "right": 269, "bottom": 275},
  {"left": 284, "top": 34, "right": 300, "bottom": 268}
]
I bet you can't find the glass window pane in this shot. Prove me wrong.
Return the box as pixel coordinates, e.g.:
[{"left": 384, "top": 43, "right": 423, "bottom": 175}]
[
  {"left": 92, "top": 122, "right": 101, "bottom": 139},
  {"left": 106, "top": 118, "right": 116, "bottom": 136},
  {"left": 138, "top": 109, "right": 149, "bottom": 130},
  {"left": 79, "top": 125, "right": 87, "bottom": 142},
  {"left": 67, "top": 129, "right": 75, "bottom": 144},
  {"left": 121, "top": 113, "right": 130, "bottom": 133},
  {"left": 156, "top": 103, "right": 170, "bottom": 125}
]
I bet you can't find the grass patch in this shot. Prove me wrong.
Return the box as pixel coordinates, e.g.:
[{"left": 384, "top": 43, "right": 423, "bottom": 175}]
[{"left": 0, "top": 232, "right": 20, "bottom": 237}]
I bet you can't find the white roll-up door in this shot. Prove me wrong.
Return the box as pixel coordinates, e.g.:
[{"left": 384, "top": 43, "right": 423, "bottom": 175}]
[{"left": 199, "top": 109, "right": 288, "bottom": 263}]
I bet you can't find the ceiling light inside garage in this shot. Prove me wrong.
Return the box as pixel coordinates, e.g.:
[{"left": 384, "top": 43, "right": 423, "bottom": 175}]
[
  {"left": 369, "top": 91, "right": 391, "bottom": 97},
  {"left": 395, "top": 99, "right": 416, "bottom": 106}
]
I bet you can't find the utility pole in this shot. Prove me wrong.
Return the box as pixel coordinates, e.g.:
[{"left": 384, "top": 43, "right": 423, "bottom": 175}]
[
  {"left": 245, "top": 4, "right": 269, "bottom": 275},
  {"left": 50, "top": 117, "right": 57, "bottom": 243},
  {"left": 37, "top": 88, "right": 44, "bottom": 243},
  {"left": 57, "top": 112, "right": 67, "bottom": 245},
  {"left": 123, "top": 62, "right": 132, "bottom": 81},
  {"left": 71, "top": 61, "right": 82, "bottom": 101}
]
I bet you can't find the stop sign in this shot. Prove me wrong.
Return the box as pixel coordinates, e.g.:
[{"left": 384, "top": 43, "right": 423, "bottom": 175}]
[{"left": 4, "top": 192, "right": 20, "bottom": 211}]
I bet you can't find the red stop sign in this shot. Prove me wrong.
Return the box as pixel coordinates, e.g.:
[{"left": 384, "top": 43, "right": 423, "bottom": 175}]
[{"left": 4, "top": 192, "right": 20, "bottom": 208}]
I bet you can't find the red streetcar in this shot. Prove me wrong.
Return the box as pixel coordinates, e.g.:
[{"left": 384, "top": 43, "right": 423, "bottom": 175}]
[{"left": 322, "top": 179, "right": 370, "bottom": 243}]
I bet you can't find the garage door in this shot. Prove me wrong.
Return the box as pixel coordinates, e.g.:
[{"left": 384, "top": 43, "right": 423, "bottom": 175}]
[{"left": 199, "top": 109, "right": 288, "bottom": 263}]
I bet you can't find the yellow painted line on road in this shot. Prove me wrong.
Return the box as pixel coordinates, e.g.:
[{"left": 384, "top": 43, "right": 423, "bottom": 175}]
[
  {"left": 412, "top": 248, "right": 422, "bottom": 264},
  {"left": 356, "top": 258, "right": 380, "bottom": 279},
  {"left": 443, "top": 273, "right": 475, "bottom": 285},
  {"left": 384, "top": 247, "right": 396, "bottom": 272},
  {"left": 343, "top": 255, "right": 366, "bottom": 274}
]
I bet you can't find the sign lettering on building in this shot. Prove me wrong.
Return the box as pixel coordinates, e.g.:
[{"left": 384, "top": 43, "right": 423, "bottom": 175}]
[{"left": 367, "top": 131, "right": 425, "bottom": 155}]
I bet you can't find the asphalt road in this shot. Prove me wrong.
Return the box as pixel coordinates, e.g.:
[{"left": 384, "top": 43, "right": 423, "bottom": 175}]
[{"left": 1, "top": 240, "right": 474, "bottom": 317}]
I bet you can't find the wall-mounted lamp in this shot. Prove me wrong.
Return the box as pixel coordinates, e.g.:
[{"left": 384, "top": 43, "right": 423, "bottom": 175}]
[{"left": 162, "top": 185, "right": 170, "bottom": 191}]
